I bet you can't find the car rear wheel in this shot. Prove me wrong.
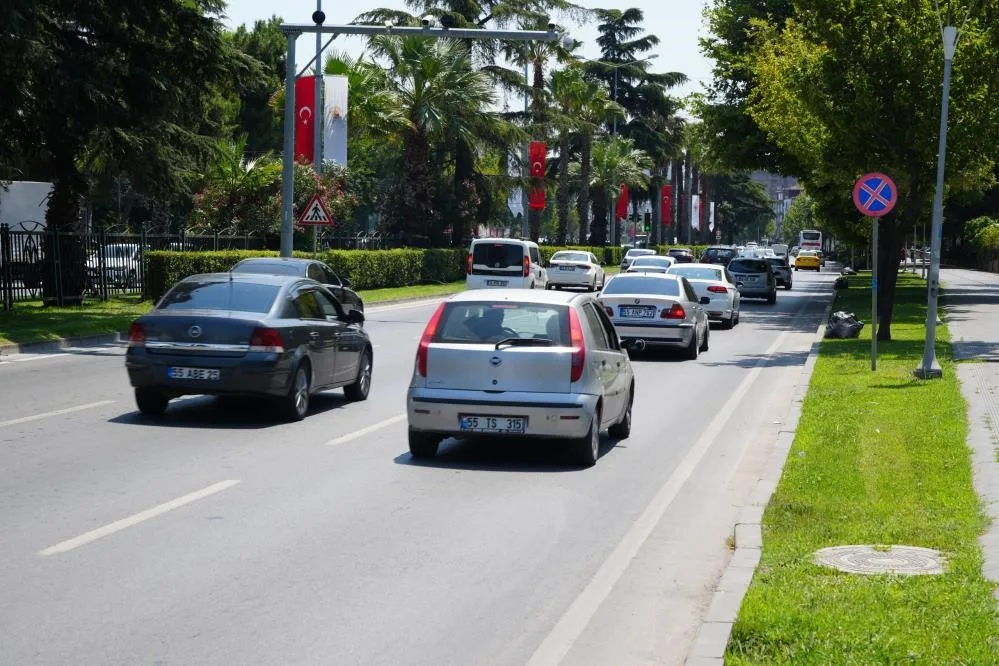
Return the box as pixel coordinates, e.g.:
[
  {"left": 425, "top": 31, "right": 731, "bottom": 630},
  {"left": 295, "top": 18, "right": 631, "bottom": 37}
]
[
  {"left": 608, "top": 388, "right": 633, "bottom": 440},
  {"left": 343, "top": 350, "right": 372, "bottom": 401},
  {"left": 685, "top": 331, "right": 699, "bottom": 360},
  {"left": 784, "top": 281, "right": 793, "bottom": 290},
  {"left": 408, "top": 429, "right": 440, "bottom": 459},
  {"left": 570, "top": 413, "right": 600, "bottom": 467},
  {"left": 699, "top": 324, "right": 710, "bottom": 352},
  {"left": 135, "top": 388, "right": 169, "bottom": 416},
  {"left": 280, "top": 362, "right": 311, "bottom": 422}
]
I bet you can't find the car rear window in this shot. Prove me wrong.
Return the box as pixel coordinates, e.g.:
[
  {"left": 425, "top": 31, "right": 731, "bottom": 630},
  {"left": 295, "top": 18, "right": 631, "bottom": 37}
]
[
  {"left": 472, "top": 243, "right": 524, "bottom": 269},
  {"left": 157, "top": 280, "right": 279, "bottom": 313},
  {"left": 766, "top": 258, "right": 789, "bottom": 268},
  {"left": 231, "top": 261, "right": 302, "bottom": 276},
  {"left": 602, "top": 275, "right": 681, "bottom": 296},
  {"left": 702, "top": 248, "right": 736, "bottom": 260},
  {"left": 433, "top": 302, "right": 570, "bottom": 345},
  {"left": 631, "top": 257, "right": 671, "bottom": 267},
  {"left": 670, "top": 266, "right": 723, "bottom": 281},
  {"left": 729, "top": 259, "right": 769, "bottom": 273},
  {"left": 551, "top": 252, "right": 590, "bottom": 263},
  {"left": 626, "top": 249, "right": 655, "bottom": 258}
]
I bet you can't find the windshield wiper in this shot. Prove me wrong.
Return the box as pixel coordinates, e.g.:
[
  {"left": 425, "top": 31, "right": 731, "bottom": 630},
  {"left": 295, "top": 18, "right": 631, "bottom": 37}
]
[{"left": 495, "top": 337, "right": 553, "bottom": 349}]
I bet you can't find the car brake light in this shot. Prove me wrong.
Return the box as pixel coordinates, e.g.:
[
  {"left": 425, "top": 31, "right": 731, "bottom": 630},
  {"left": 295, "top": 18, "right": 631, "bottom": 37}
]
[
  {"left": 466, "top": 253, "right": 473, "bottom": 275},
  {"left": 127, "top": 322, "right": 145, "bottom": 346},
  {"left": 568, "top": 308, "right": 585, "bottom": 382},
  {"left": 249, "top": 327, "right": 285, "bottom": 352},
  {"left": 416, "top": 303, "right": 446, "bottom": 377},
  {"left": 707, "top": 285, "right": 728, "bottom": 293},
  {"left": 661, "top": 304, "right": 686, "bottom": 319},
  {"left": 523, "top": 256, "right": 530, "bottom": 278}
]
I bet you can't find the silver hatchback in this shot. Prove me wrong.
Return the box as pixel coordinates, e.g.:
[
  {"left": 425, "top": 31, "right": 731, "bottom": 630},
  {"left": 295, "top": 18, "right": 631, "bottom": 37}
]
[{"left": 407, "top": 290, "right": 635, "bottom": 466}]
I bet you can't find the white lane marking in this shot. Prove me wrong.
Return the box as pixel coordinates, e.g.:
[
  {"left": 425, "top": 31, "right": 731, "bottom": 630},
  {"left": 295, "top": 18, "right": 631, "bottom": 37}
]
[
  {"left": 526, "top": 330, "right": 791, "bottom": 666},
  {"left": 0, "top": 400, "right": 116, "bottom": 429},
  {"left": 39, "top": 480, "right": 241, "bottom": 556},
  {"left": 326, "top": 413, "right": 406, "bottom": 447}
]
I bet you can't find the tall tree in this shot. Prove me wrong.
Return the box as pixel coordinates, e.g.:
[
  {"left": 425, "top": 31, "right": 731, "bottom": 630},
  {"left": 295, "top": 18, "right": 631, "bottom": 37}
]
[
  {"left": 574, "top": 136, "right": 653, "bottom": 245},
  {"left": 228, "top": 16, "right": 288, "bottom": 156}
]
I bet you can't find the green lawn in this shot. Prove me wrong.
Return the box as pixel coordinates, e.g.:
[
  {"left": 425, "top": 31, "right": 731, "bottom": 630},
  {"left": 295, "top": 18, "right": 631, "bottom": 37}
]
[{"left": 726, "top": 272, "right": 999, "bottom": 664}]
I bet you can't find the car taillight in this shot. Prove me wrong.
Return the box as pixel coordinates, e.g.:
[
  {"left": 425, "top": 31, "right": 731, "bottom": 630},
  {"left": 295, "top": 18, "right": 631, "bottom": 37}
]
[
  {"left": 127, "top": 322, "right": 145, "bottom": 347},
  {"left": 661, "top": 304, "right": 686, "bottom": 319},
  {"left": 604, "top": 306, "right": 614, "bottom": 317},
  {"left": 249, "top": 327, "right": 285, "bottom": 352},
  {"left": 523, "top": 256, "right": 530, "bottom": 277},
  {"left": 568, "top": 308, "right": 585, "bottom": 382},
  {"left": 707, "top": 285, "right": 728, "bottom": 293},
  {"left": 416, "top": 302, "right": 446, "bottom": 377},
  {"left": 466, "top": 253, "right": 473, "bottom": 275}
]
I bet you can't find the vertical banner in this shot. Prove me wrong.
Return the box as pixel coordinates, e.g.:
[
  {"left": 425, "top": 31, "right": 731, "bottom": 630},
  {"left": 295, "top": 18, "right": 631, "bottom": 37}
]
[
  {"left": 616, "top": 183, "right": 629, "bottom": 220},
  {"left": 661, "top": 185, "right": 672, "bottom": 226},
  {"left": 295, "top": 75, "right": 316, "bottom": 163},
  {"left": 529, "top": 141, "right": 546, "bottom": 178},
  {"left": 323, "top": 75, "right": 348, "bottom": 166},
  {"left": 528, "top": 187, "right": 546, "bottom": 210},
  {"left": 507, "top": 152, "right": 524, "bottom": 219},
  {"left": 691, "top": 195, "right": 701, "bottom": 231},
  {"left": 709, "top": 202, "right": 716, "bottom": 232}
]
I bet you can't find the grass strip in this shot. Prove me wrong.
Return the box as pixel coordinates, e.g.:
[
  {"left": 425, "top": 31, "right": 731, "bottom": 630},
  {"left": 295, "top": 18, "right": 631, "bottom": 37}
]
[{"left": 726, "top": 271, "right": 999, "bottom": 664}]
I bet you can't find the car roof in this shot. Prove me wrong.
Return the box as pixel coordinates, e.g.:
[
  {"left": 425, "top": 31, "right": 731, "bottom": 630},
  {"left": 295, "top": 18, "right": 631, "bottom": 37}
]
[
  {"left": 670, "top": 262, "right": 724, "bottom": 270},
  {"left": 234, "top": 257, "right": 320, "bottom": 266},
  {"left": 446, "top": 288, "right": 593, "bottom": 306},
  {"left": 610, "top": 272, "right": 681, "bottom": 281},
  {"left": 471, "top": 238, "right": 536, "bottom": 247},
  {"left": 180, "top": 272, "right": 313, "bottom": 287},
  {"left": 632, "top": 255, "right": 670, "bottom": 261}
]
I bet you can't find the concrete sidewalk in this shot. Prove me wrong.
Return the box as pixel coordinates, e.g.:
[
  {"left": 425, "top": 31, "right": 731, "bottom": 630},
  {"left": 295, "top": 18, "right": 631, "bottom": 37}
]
[{"left": 942, "top": 268, "right": 999, "bottom": 595}]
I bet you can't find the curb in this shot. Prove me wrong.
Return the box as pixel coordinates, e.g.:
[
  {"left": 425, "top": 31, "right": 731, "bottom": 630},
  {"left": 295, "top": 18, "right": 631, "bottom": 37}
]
[
  {"left": 0, "top": 331, "right": 125, "bottom": 357},
  {"left": 685, "top": 289, "right": 837, "bottom": 664}
]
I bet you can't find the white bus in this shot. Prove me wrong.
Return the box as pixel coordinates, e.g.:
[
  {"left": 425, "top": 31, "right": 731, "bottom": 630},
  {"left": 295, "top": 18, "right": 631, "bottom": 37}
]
[{"left": 798, "top": 229, "right": 822, "bottom": 251}]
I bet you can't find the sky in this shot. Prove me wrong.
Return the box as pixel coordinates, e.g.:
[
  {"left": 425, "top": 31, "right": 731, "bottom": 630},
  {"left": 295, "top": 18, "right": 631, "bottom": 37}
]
[{"left": 221, "top": 0, "right": 715, "bottom": 100}]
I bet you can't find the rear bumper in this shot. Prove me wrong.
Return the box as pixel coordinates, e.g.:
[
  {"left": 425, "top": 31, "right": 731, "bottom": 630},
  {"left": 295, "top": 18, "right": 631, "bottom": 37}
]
[
  {"left": 407, "top": 388, "right": 597, "bottom": 439},
  {"left": 549, "top": 270, "right": 596, "bottom": 287},
  {"left": 613, "top": 321, "right": 693, "bottom": 348},
  {"left": 466, "top": 275, "right": 532, "bottom": 289},
  {"left": 736, "top": 283, "right": 773, "bottom": 297},
  {"left": 125, "top": 348, "right": 294, "bottom": 397}
]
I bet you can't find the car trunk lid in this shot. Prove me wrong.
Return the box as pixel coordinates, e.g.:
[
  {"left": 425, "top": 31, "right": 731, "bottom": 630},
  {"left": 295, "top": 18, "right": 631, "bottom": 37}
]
[
  {"left": 139, "top": 311, "right": 265, "bottom": 357},
  {"left": 425, "top": 343, "right": 572, "bottom": 393}
]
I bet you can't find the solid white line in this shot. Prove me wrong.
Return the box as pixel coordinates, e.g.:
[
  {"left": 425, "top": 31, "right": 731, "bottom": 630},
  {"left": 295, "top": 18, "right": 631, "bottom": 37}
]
[
  {"left": 525, "top": 330, "right": 792, "bottom": 666},
  {"left": 39, "top": 480, "right": 241, "bottom": 556},
  {"left": 0, "top": 400, "right": 116, "bottom": 429},
  {"left": 326, "top": 413, "right": 406, "bottom": 447}
]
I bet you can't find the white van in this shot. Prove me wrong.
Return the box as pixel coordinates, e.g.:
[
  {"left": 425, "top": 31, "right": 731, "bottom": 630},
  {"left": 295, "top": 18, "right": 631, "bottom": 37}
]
[
  {"left": 771, "top": 243, "right": 789, "bottom": 258},
  {"left": 466, "top": 238, "right": 548, "bottom": 290}
]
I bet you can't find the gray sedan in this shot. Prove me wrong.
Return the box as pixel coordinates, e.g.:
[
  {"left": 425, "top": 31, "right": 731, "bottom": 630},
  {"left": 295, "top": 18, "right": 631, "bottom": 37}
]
[{"left": 406, "top": 290, "right": 635, "bottom": 466}]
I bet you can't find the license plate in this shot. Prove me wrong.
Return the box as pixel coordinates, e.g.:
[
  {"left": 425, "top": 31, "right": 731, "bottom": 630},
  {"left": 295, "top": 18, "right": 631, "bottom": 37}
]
[
  {"left": 486, "top": 280, "right": 508, "bottom": 287},
  {"left": 459, "top": 415, "right": 526, "bottom": 434},
  {"left": 619, "top": 306, "right": 656, "bottom": 318},
  {"left": 559, "top": 266, "right": 575, "bottom": 271},
  {"left": 168, "top": 366, "right": 220, "bottom": 381}
]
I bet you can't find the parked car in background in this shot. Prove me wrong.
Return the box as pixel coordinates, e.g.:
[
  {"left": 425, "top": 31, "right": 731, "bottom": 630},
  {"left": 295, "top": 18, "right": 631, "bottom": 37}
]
[
  {"left": 667, "top": 263, "right": 741, "bottom": 329},
  {"left": 666, "top": 247, "right": 696, "bottom": 263},
  {"left": 231, "top": 257, "right": 364, "bottom": 315},
  {"left": 765, "top": 256, "right": 793, "bottom": 290},
  {"left": 125, "top": 273, "right": 372, "bottom": 421},
  {"left": 794, "top": 250, "right": 821, "bottom": 271},
  {"left": 598, "top": 273, "right": 711, "bottom": 359},
  {"left": 406, "top": 290, "right": 635, "bottom": 466},
  {"left": 620, "top": 248, "right": 657, "bottom": 271},
  {"left": 727, "top": 257, "right": 777, "bottom": 304},
  {"left": 546, "top": 250, "right": 605, "bottom": 291},
  {"left": 625, "top": 255, "right": 676, "bottom": 274},
  {"left": 86, "top": 243, "right": 141, "bottom": 289},
  {"left": 699, "top": 245, "right": 738, "bottom": 266},
  {"left": 466, "top": 238, "right": 547, "bottom": 290}
]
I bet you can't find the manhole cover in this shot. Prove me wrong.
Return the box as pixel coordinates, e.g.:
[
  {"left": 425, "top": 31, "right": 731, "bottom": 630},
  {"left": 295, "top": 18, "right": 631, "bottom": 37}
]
[{"left": 813, "top": 545, "right": 946, "bottom": 575}]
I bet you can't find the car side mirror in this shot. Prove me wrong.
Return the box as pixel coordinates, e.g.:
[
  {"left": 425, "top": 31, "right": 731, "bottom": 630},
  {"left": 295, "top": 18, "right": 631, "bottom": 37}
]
[
  {"left": 345, "top": 309, "right": 365, "bottom": 325},
  {"left": 700, "top": 296, "right": 711, "bottom": 305},
  {"left": 736, "top": 282, "right": 744, "bottom": 289}
]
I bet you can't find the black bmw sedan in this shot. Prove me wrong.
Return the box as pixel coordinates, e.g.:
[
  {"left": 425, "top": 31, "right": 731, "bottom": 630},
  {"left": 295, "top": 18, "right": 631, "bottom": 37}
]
[
  {"left": 230, "top": 257, "right": 364, "bottom": 316},
  {"left": 125, "top": 273, "right": 372, "bottom": 421}
]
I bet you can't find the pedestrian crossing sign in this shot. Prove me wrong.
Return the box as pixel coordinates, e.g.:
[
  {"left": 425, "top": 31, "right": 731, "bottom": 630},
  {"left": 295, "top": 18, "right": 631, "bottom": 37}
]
[{"left": 298, "top": 194, "right": 334, "bottom": 226}]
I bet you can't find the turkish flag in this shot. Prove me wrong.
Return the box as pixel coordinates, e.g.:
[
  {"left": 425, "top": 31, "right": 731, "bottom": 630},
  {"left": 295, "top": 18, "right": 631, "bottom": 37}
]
[
  {"left": 529, "top": 186, "right": 546, "bottom": 210},
  {"left": 295, "top": 75, "right": 316, "bottom": 163},
  {"left": 529, "top": 141, "right": 546, "bottom": 178},
  {"left": 615, "top": 183, "right": 629, "bottom": 220},
  {"left": 661, "top": 185, "right": 672, "bottom": 226}
]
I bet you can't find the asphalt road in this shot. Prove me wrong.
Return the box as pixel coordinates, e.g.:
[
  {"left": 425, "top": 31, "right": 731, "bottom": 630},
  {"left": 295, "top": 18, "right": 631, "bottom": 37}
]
[{"left": 0, "top": 268, "right": 837, "bottom": 666}]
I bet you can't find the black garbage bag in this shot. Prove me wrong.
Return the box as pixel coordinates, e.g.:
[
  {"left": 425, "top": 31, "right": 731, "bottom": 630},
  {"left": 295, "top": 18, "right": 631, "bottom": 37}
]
[
  {"left": 825, "top": 310, "right": 864, "bottom": 339},
  {"left": 841, "top": 267, "right": 857, "bottom": 275},
  {"left": 834, "top": 276, "right": 850, "bottom": 290}
]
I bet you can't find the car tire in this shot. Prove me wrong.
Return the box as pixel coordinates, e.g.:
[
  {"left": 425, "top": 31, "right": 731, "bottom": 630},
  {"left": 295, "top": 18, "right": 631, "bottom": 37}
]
[
  {"left": 280, "top": 362, "right": 311, "bottom": 422},
  {"left": 343, "top": 349, "right": 372, "bottom": 402},
  {"left": 794, "top": 267, "right": 799, "bottom": 272},
  {"left": 570, "top": 412, "right": 600, "bottom": 467},
  {"left": 699, "top": 324, "right": 710, "bottom": 352},
  {"left": 767, "top": 290, "right": 777, "bottom": 305},
  {"left": 784, "top": 281, "right": 792, "bottom": 290},
  {"left": 529, "top": 282, "right": 535, "bottom": 289},
  {"left": 135, "top": 388, "right": 169, "bottom": 416},
  {"left": 721, "top": 314, "right": 735, "bottom": 330},
  {"left": 608, "top": 388, "right": 633, "bottom": 440},
  {"left": 408, "top": 428, "right": 440, "bottom": 459},
  {"left": 685, "top": 331, "right": 699, "bottom": 360}
]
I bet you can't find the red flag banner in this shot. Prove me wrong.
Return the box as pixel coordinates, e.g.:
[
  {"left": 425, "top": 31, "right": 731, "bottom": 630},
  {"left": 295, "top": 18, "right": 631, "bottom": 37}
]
[
  {"left": 615, "top": 183, "right": 629, "bottom": 220},
  {"left": 661, "top": 185, "right": 672, "bottom": 226},
  {"left": 529, "top": 141, "right": 546, "bottom": 178},
  {"left": 295, "top": 75, "right": 317, "bottom": 163},
  {"left": 529, "top": 186, "right": 546, "bottom": 210}
]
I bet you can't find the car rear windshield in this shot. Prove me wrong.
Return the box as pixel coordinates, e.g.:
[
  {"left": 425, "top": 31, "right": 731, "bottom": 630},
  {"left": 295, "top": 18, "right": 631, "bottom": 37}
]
[
  {"left": 702, "top": 248, "right": 736, "bottom": 260},
  {"left": 157, "top": 280, "right": 279, "bottom": 313},
  {"left": 670, "top": 266, "right": 723, "bottom": 281},
  {"left": 472, "top": 243, "right": 524, "bottom": 269},
  {"left": 602, "top": 276, "right": 681, "bottom": 296},
  {"left": 551, "top": 252, "right": 589, "bottom": 263},
  {"left": 625, "top": 249, "right": 655, "bottom": 258},
  {"left": 632, "top": 257, "right": 671, "bottom": 266},
  {"left": 729, "top": 259, "right": 769, "bottom": 273},
  {"left": 433, "top": 302, "right": 570, "bottom": 345},
  {"left": 231, "top": 261, "right": 302, "bottom": 276},
  {"left": 766, "top": 258, "right": 789, "bottom": 268}
]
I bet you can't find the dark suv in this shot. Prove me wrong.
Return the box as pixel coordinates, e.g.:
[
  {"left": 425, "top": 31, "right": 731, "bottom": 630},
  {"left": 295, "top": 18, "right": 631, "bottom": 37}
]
[
  {"left": 727, "top": 257, "right": 777, "bottom": 304},
  {"left": 765, "top": 256, "right": 793, "bottom": 290},
  {"left": 700, "top": 245, "right": 738, "bottom": 266},
  {"left": 667, "top": 248, "right": 696, "bottom": 263}
]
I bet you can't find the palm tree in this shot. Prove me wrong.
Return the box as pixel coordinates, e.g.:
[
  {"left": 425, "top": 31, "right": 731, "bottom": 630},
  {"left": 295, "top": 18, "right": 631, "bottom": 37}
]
[
  {"left": 323, "top": 50, "right": 408, "bottom": 138},
  {"left": 574, "top": 136, "right": 653, "bottom": 246},
  {"left": 192, "top": 134, "right": 282, "bottom": 233}
]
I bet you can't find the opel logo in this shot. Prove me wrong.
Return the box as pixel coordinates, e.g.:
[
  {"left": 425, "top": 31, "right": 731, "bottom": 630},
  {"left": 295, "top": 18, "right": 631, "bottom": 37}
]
[
  {"left": 490, "top": 355, "right": 502, "bottom": 366},
  {"left": 189, "top": 325, "right": 202, "bottom": 338},
  {"left": 634, "top": 298, "right": 640, "bottom": 305}
]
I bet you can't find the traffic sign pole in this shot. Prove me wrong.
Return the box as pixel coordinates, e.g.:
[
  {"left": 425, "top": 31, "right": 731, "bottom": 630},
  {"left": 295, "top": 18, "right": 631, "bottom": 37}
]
[
  {"left": 871, "top": 216, "right": 878, "bottom": 371},
  {"left": 852, "top": 172, "right": 897, "bottom": 372}
]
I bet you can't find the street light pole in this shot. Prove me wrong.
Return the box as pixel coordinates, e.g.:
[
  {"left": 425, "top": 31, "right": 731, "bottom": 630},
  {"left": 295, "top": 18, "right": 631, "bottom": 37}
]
[
  {"left": 915, "top": 25, "right": 957, "bottom": 380},
  {"left": 280, "top": 30, "right": 299, "bottom": 258}
]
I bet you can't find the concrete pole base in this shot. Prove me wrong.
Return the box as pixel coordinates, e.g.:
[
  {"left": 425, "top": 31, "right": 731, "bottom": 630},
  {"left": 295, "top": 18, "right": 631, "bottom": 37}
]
[{"left": 914, "top": 363, "right": 943, "bottom": 380}]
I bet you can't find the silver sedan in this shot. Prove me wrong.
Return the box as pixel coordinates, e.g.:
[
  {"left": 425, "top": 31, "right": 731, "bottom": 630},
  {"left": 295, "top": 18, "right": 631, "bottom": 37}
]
[
  {"left": 598, "top": 273, "right": 711, "bottom": 359},
  {"left": 406, "top": 289, "right": 635, "bottom": 466},
  {"left": 667, "top": 263, "right": 741, "bottom": 329}
]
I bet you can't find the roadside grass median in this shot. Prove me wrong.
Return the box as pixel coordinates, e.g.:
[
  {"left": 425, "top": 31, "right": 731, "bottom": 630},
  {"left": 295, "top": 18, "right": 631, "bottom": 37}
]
[{"left": 726, "top": 271, "right": 999, "bottom": 664}]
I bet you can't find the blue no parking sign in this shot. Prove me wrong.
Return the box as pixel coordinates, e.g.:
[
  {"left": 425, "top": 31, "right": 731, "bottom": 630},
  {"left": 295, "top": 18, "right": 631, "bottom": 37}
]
[{"left": 853, "top": 172, "right": 897, "bottom": 217}]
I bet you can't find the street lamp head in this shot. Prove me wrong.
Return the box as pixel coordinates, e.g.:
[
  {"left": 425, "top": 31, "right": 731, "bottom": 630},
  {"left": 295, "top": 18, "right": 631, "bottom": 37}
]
[
  {"left": 311, "top": 10, "right": 326, "bottom": 25},
  {"left": 547, "top": 21, "right": 556, "bottom": 32}
]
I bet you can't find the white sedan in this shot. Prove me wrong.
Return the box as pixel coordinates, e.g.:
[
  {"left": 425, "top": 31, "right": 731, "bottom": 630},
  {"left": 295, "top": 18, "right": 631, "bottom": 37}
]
[
  {"left": 667, "top": 263, "right": 741, "bottom": 329},
  {"left": 625, "top": 255, "right": 676, "bottom": 274},
  {"left": 546, "top": 250, "right": 606, "bottom": 291}
]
